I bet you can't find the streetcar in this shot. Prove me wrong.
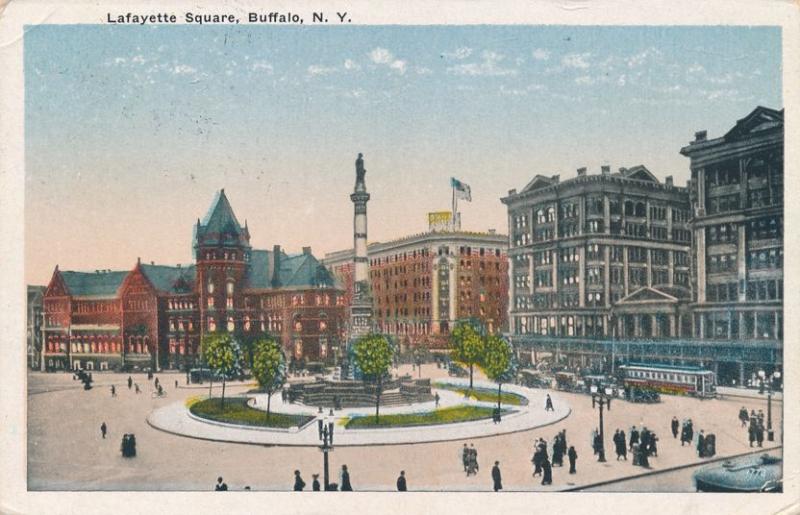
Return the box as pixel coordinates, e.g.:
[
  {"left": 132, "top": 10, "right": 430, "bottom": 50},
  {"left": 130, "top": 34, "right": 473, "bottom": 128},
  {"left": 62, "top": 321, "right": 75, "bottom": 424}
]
[{"left": 619, "top": 362, "right": 717, "bottom": 398}]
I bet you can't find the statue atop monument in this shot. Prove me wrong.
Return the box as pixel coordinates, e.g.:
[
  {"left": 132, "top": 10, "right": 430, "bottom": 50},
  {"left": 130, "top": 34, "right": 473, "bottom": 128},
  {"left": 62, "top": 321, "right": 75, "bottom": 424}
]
[{"left": 355, "top": 152, "right": 366, "bottom": 190}]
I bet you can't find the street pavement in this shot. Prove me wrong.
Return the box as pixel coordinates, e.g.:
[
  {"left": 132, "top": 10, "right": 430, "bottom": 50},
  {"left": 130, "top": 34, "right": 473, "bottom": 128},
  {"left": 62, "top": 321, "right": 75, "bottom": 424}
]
[{"left": 28, "top": 365, "right": 782, "bottom": 491}]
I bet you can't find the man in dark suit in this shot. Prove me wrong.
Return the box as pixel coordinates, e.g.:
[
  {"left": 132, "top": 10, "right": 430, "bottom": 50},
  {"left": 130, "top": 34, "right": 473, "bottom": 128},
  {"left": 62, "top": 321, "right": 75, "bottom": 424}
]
[
  {"left": 293, "top": 470, "right": 306, "bottom": 491},
  {"left": 671, "top": 416, "right": 680, "bottom": 438},
  {"left": 396, "top": 471, "right": 407, "bottom": 491},
  {"left": 340, "top": 465, "right": 353, "bottom": 491},
  {"left": 491, "top": 461, "right": 503, "bottom": 491}
]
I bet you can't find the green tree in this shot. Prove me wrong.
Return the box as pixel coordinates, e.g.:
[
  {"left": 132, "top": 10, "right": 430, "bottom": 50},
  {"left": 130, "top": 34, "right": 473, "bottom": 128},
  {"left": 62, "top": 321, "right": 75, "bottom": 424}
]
[
  {"left": 481, "top": 335, "right": 518, "bottom": 408},
  {"left": 201, "top": 333, "right": 243, "bottom": 411},
  {"left": 251, "top": 337, "right": 287, "bottom": 421},
  {"left": 352, "top": 334, "right": 394, "bottom": 422},
  {"left": 449, "top": 322, "right": 485, "bottom": 389}
]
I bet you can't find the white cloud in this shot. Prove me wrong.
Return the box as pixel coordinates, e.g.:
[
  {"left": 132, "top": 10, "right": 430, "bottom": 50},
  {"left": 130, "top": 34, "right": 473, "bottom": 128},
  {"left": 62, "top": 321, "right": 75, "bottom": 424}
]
[
  {"left": 447, "top": 50, "right": 518, "bottom": 77},
  {"left": 368, "top": 48, "right": 408, "bottom": 75},
  {"left": 389, "top": 60, "right": 407, "bottom": 75},
  {"left": 344, "top": 59, "right": 361, "bottom": 71},
  {"left": 369, "top": 47, "right": 393, "bottom": 64},
  {"left": 532, "top": 48, "right": 550, "bottom": 61},
  {"left": 625, "top": 47, "right": 661, "bottom": 68},
  {"left": 131, "top": 55, "right": 147, "bottom": 65},
  {"left": 251, "top": 61, "right": 273, "bottom": 73},
  {"left": 443, "top": 47, "right": 473, "bottom": 60},
  {"left": 617, "top": 74, "right": 626, "bottom": 86},
  {"left": 687, "top": 63, "right": 705, "bottom": 74},
  {"left": 562, "top": 53, "right": 591, "bottom": 69},
  {"left": 307, "top": 65, "right": 338, "bottom": 76},
  {"left": 172, "top": 64, "right": 197, "bottom": 75},
  {"left": 113, "top": 57, "right": 126, "bottom": 65},
  {"left": 498, "top": 83, "right": 548, "bottom": 96},
  {"left": 574, "top": 75, "right": 609, "bottom": 86},
  {"left": 344, "top": 89, "right": 366, "bottom": 98},
  {"left": 415, "top": 67, "right": 433, "bottom": 75}
]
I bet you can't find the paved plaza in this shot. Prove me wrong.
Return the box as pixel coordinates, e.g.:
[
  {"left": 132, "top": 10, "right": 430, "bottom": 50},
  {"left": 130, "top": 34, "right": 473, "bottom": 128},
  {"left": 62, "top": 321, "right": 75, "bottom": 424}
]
[{"left": 28, "top": 365, "right": 782, "bottom": 491}]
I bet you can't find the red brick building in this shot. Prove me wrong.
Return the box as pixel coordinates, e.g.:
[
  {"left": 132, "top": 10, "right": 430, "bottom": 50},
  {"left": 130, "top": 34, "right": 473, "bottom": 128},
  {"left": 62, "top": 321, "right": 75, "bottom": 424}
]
[
  {"left": 323, "top": 231, "right": 509, "bottom": 350},
  {"left": 41, "top": 190, "right": 346, "bottom": 371}
]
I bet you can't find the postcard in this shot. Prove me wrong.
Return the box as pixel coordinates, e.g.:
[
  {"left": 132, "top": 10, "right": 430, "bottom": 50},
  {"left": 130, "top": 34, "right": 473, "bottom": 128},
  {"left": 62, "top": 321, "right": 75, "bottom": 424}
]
[{"left": 0, "top": 1, "right": 797, "bottom": 514}]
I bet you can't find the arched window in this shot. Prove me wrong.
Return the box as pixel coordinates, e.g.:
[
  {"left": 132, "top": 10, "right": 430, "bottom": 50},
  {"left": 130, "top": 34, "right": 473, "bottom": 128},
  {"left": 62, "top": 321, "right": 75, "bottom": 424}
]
[
  {"left": 227, "top": 317, "right": 235, "bottom": 332},
  {"left": 244, "top": 316, "right": 251, "bottom": 331},
  {"left": 208, "top": 317, "right": 216, "bottom": 332},
  {"left": 226, "top": 281, "right": 234, "bottom": 296},
  {"left": 208, "top": 281, "right": 215, "bottom": 294}
]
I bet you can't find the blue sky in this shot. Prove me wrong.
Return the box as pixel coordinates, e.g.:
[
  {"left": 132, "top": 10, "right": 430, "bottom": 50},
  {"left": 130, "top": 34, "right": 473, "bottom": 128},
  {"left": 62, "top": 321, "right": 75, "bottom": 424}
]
[{"left": 25, "top": 25, "right": 781, "bottom": 284}]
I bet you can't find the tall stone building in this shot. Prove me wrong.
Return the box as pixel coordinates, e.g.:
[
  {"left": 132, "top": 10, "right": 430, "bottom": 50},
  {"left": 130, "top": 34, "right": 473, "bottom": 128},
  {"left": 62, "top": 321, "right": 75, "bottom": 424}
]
[
  {"left": 681, "top": 106, "right": 784, "bottom": 381},
  {"left": 501, "top": 165, "right": 692, "bottom": 342},
  {"left": 324, "top": 230, "right": 509, "bottom": 349},
  {"left": 41, "top": 190, "right": 346, "bottom": 371},
  {"left": 503, "top": 106, "right": 783, "bottom": 384}
]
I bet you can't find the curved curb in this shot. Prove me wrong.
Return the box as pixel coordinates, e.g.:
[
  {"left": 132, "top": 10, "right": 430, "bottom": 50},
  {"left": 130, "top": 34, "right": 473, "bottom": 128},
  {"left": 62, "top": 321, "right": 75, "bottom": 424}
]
[{"left": 146, "top": 384, "right": 574, "bottom": 447}]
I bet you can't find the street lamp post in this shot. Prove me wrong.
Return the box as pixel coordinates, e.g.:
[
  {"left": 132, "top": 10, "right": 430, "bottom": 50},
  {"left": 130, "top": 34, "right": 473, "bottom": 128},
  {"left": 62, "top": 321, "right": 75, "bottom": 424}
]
[
  {"left": 591, "top": 384, "right": 613, "bottom": 463},
  {"left": 317, "top": 413, "right": 335, "bottom": 490},
  {"left": 758, "top": 369, "right": 781, "bottom": 442}
]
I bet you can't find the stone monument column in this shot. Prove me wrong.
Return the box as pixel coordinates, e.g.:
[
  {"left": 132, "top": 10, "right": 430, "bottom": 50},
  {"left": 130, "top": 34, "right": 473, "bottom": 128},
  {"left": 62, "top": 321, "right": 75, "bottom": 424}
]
[{"left": 349, "top": 153, "right": 374, "bottom": 340}]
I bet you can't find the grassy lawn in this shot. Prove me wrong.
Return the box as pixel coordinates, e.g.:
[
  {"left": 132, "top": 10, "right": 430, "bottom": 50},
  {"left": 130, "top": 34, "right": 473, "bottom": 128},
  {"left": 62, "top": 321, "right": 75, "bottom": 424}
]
[
  {"left": 345, "top": 405, "right": 511, "bottom": 429},
  {"left": 189, "top": 397, "right": 314, "bottom": 429},
  {"left": 433, "top": 383, "right": 528, "bottom": 406}
]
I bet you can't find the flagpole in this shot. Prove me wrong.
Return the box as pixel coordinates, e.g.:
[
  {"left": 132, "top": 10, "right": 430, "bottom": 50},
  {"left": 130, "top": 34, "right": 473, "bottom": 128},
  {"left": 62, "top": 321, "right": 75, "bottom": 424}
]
[{"left": 451, "top": 181, "right": 457, "bottom": 232}]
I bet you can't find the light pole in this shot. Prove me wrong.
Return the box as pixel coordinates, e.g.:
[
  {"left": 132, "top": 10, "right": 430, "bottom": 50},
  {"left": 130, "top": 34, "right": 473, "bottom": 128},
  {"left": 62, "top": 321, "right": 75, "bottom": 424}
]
[
  {"left": 591, "top": 384, "right": 613, "bottom": 462},
  {"left": 317, "top": 412, "right": 335, "bottom": 490},
  {"left": 758, "top": 369, "right": 781, "bottom": 442}
]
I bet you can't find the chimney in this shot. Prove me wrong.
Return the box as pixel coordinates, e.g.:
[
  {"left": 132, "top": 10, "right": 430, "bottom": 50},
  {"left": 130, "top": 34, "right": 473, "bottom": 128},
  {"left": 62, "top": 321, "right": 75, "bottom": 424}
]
[
  {"left": 302, "top": 246, "right": 312, "bottom": 255},
  {"left": 601, "top": 165, "right": 611, "bottom": 176},
  {"left": 488, "top": 228, "right": 496, "bottom": 234},
  {"left": 618, "top": 167, "right": 627, "bottom": 174},
  {"left": 508, "top": 188, "right": 517, "bottom": 196},
  {"left": 150, "top": 261, "right": 155, "bottom": 265},
  {"left": 666, "top": 176, "right": 674, "bottom": 186},
  {"left": 694, "top": 130, "right": 707, "bottom": 142},
  {"left": 551, "top": 174, "right": 560, "bottom": 184},
  {"left": 577, "top": 167, "right": 587, "bottom": 177},
  {"left": 271, "top": 245, "right": 282, "bottom": 288},
  {"left": 177, "top": 264, "right": 181, "bottom": 268}
]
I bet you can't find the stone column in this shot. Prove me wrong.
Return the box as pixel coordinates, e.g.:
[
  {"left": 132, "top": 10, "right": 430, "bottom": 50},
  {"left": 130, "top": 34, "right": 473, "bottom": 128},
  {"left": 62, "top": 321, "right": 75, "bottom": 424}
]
[
  {"left": 696, "top": 228, "right": 706, "bottom": 302},
  {"left": 578, "top": 246, "right": 586, "bottom": 308},
  {"left": 634, "top": 315, "right": 641, "bottom": 337},
  {"left": 739, "top": 361, "right": 745, "bottom": 386},
  {"left": 603, "top": 245, "right": 611, "bottom": 308},
  {"left": 646, "top": 249, "right": 653, "bottom": 287},
  {"left": 623, "top": 246, "right": 630, "bottom": 297},
  {"left": 669, "top": 314, "right": 677, "bottom": 338},
  {"left": 738, "top": 224, "right": 747, "bottom": 301}
]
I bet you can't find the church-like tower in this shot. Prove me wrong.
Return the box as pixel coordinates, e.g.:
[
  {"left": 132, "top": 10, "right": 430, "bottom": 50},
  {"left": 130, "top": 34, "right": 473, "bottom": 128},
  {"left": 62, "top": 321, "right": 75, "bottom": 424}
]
[{"left": 194, "top": 189, "right": 251, "bottom": 339}]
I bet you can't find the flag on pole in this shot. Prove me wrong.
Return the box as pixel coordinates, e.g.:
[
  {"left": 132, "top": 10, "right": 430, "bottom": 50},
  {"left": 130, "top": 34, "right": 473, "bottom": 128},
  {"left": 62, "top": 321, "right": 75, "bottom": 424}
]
[{"left": 451, "top": 177, "right": 472, "bottom": 201}]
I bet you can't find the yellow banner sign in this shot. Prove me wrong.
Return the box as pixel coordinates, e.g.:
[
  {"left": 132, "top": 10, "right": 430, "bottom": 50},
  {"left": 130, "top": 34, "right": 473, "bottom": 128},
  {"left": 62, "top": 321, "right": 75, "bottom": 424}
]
[{"left": 428, "top": 211, "right": 452, "bottom": 225}]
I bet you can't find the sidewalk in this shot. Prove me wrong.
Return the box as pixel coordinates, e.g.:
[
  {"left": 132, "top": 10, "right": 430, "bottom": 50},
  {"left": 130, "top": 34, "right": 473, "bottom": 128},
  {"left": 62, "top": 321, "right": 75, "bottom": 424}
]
[{"left": 716, "top": 386, "right": 782, "bottom": 401}]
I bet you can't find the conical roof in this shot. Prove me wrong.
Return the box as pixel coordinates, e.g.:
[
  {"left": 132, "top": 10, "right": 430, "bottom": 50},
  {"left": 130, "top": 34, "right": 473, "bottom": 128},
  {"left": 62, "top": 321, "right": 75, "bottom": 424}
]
[{"left": 194, "top": 189, "right": 250, "bottom": 248}]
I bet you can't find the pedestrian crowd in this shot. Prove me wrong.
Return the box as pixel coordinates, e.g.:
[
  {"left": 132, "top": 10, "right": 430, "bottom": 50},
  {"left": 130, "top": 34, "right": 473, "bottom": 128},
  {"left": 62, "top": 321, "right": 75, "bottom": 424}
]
[{"left": 462, "top": 443, "right": 480, "bottom": 476}]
